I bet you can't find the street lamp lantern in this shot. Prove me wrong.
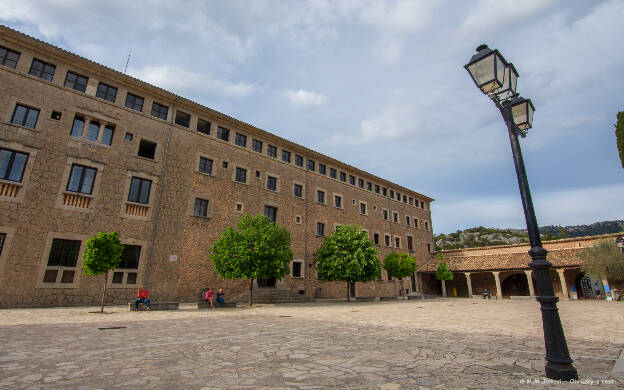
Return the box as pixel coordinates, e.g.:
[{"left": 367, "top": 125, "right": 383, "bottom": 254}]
[
  {"left": 464, "top": 44, "right": 507, "bottom": 94},
  {"left": 510, "top": 95, "right": 535, "bottom": 131},
  {"left": 464, "top": 45, "right": 578, "bottom": 381}
]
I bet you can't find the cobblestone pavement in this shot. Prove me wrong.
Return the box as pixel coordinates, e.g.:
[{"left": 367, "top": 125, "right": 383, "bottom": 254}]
[{"left": 0, "top": 299, "right": 622, "bottom": 389}]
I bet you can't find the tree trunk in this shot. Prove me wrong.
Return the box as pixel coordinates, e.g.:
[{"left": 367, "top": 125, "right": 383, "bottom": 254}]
[
  {"left": 346, "top": 281, "right": 350, "bottom": 301},
  {"left": 100, "top": 270, "right": 108, "bottom": 313},
  {"left": 393, "top": 279, "right": 397, "bottom": 297},
  {"left": 441, "top": 280, "right": 447, "bottom": 297},
  {"left": 249, "top": 278, "right": 254, "bottom": 307},
  {"left": 401, "top": 279, "right": 405, "bottom": 300}
]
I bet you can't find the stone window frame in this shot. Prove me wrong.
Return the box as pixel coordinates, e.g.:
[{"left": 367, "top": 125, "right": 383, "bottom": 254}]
[
  {"left": 0, "top": 226, "right": 16, "bottom": 276},
  {"left": 107, "top": 238, "right": 148, "bottom": 288},
  {"left": 267, "top": 144, "right": 278, "bottom": 158},
  {"left": 197, "top": 118, "right": 211, "bottom": 136},
  {"left": 293, "top": 180, "right": 305, "bottom": 199},
  {"left": 151, "top": 101, "right": 169, "bottom": 121},
  {"left": 393, "top": 211, "right": 399, "bottom": 224},
  {"left": 95, "top": 82, "right": 118, "bottom": 103},
  {"left": 414, "top": 218, "right": 419, "bottom": 228},
  {"left": 316, "top": 221, "right": 326, "bottom": 237},
  {"left": 406, "top": 235, "right": 414, "bottom": 251},
  {"left": 29, "top": 58, "right": 56, "bottom": 81},
  {"left": 0, "top": 140, "right": 37, "bottom": 204},
  {"left": 188, "top": 191, "right": 214, "bottom": 219},
  {"left": 0, "top": 45, "right": 20, "bottom": 69},
  {"left": 125, "top": 92, "right": 145, "bottom": 112},
  {"left": 359, "top": 201, "right": 368, "bottom": 216},
  {"left": 424, "top": 220, "right": 430, "bottom": 231},
  {"left": 333, "top": 193, "right": 343, "bottom": 209},
  {"left": 69, "top": 114, "right": 116, "bottom": 148},
  {"left": 55, "top": 156, "right": 105, "bottom": 213},
  {"left": 235, "top": 202, "right": 244, "bottom": 213},
  {"left": 234, "top": 132, "right": 247, "bottom": 148},
  {"left": 263, "top": 202, "right": 281, "bottom": 224},
  {"left": 37, "top": 232, "right": 88, "bottom": 289},
  {"left": 295, "top": 215, "right": 302, "bottom": 224},
  {"left": 329, "top": 167, "right": 337, "bottom": 179},
  {"left": 9, "top": 102, "right": 40, "bottom": 130},
  {"left": 382, "top": 208, "right": 389, "bottom": 221},
  {"left": 384, "top": 234, "right": 391, "bottom": 247},
  {"left": 265, "top": 172, "right": 280, "bottom": 193},
  {"left": 196, "top": 153, "right": 215, "bottom": 176},
  {"left": 281, "top": 149, "right": 291, "bottom": 163},
  {"left": 315, "top": 187, "right": 327, "bottom": 206},
  {"left": 120, "top": 170, "right": 158, "bottom": 221},
  {"left": 232, "top": 164, "right": 250, "bottom": 185},
  {"left": 405, "top": 215, "right": 411, "bottom": 227},
  {"left": 394, "top": 235, "right": 402, "bottom": 249},
  {"left": 63, "top": 70, "right": 89, "bottom": 93},
  {"left": 373, "top": 232, "right": 380, "bottom": 246},
  {"left": 291, "top": 259, "right": 304, "bottom": 278},
  {"left": 136, "top": 137, "right": 159, "bottom": 161}
]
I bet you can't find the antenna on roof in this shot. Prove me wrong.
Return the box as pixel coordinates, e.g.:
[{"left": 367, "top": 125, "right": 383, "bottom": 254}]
[{"left": 124, "top": 50, "right": 131, "bottom": 74}]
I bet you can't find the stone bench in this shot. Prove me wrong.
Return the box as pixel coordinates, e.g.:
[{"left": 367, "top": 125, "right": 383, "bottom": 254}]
[
  {"left": 407, "top": 295, "right": 423, "bottom": 300},
  {"left": 128, "top": 302, "right": 180, "bottom": 311},
  {"left": 196, "top": 301, "right": 237, "bottom": 309},
  {"left": 355, "top": 297, "right": 376, "bottom": 302},
  {"left": 379, "top": 296, "right": 398, "bottom": 301},
  {"left": 510, "top": 295, "right": 535, "bottom": 300}
]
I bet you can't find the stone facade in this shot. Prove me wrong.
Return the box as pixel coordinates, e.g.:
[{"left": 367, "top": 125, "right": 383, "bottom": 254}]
[{"left": 0, "top": 26, "right": 434, "bottom": 308}]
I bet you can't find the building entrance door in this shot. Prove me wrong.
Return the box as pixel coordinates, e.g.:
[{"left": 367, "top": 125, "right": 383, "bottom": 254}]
[
  {"left": 257, "top": 278, "right": 276, "bottom": 288},
  {"left": 575, "top": 274, "right": 592, "bottom": 298}
]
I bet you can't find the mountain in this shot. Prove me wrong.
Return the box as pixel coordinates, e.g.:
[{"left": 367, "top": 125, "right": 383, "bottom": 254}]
[{"left": 435, "top": 220, "right": 624, "bottom": 251}]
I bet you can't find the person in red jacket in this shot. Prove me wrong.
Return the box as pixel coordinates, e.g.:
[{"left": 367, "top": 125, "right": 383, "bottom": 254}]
[
  {"left": 205, "top": 287, "right": 214, "bottom": 308},
  {"left": 135, "top": 286, "right": 151, "bottom": 310}
]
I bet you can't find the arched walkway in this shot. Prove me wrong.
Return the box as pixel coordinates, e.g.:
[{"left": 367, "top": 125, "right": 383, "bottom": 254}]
[{"left": 501, "top": 273, "right": 529, "bottom": 297}]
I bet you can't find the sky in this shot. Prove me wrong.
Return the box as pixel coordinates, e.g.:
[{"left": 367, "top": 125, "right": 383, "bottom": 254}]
[{"left": 1, "top": 0, "right": 623, "bottom": 234}]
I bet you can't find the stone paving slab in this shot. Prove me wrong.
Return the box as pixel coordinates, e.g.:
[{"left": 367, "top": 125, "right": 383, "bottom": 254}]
[{"left": 0, "top": 299, "right": 622, "bottom": 389}]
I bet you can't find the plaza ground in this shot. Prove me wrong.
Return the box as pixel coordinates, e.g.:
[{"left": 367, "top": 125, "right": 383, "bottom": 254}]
[{"left": 0, "top": 299, "right": 622, "bottom": 389}]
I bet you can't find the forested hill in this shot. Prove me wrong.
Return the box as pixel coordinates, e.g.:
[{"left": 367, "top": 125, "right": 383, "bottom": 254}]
[{"left": 435, "top": 220, "right": 623, "bottom": 251}]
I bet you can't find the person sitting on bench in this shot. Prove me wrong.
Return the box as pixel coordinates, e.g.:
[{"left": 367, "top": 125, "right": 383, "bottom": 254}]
[
  {"left": 205, "top": 287, "right": 214, "bottom": 308},
  {"left": 216, "top": 288, "right": 225, "bottom": 307},
  {"left": 135, "top": 285, "right": 151, "bottom": 310},
  {"left": 482, "top": 289, "right": 491, "bottom": 299}
]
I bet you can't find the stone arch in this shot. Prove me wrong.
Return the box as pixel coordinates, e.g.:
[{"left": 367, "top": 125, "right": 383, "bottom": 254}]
[{"left": 501, "top": 272, "right": 529, "bottom": 297}]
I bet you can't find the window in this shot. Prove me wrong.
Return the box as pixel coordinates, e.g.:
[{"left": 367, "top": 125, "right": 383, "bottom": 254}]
[
  {"left": 374, "top": 233, "right": 379, "bottom": 245},
  {"left": 0, "top": 45, "right": 20, "bottom": 69},
  {"left": 360, "top": 202, "right": 367, "bottom": 215},
  {"left": 102, "top": 125, "right": 114, "bottom": 146},
  {"left": 340, "top": 172, "right": 346, "bottom": 182},
  {"left": 125, "top": 93, "right": 144, "bottom": 112},
  {"left": 128, "top": 177, "right": 152, "bottom": 204},
  {"left": 235, "top": 133, "right": 247, "bottom": 147},
  {"left": 382, "top": 209, "right": 388, "bottom": 220},
  {"left": 199, "top": 157, "right": 213, "bottom": 174},
  {"left": 194, "top": 198, "right": 209, "bottom": 217},
  {"left": 318, "top": 163, "right": 326, "bottom": 175},
  {"left": 307, "top": 160, "right": 315, "bottom": 171},
  {"left": 0, "top": 148, "right": 29, "bottom": 182},
  {"left": 222, "top": 161, "right": 228, "bottom": 169},
  {"left": 125, "top": 133, "right": 133, "bottom": 141},
  {"left": 267, "top": 176, "right": 277, "bottom": 191},
  {"left": 151, "top": 102, "right": 168, "bottom": 120},
  {"left": 316, "top": 222, "right": 325, "bottom": 236},
  {"left": 267, "top": 145, "right": 277, "bottom": 158},
  {"left": 375, "top": 184, "right": 380, "bottom": 194},
  {"left": 384, "top": 235, "right": 391, "bottom": 247},
  {"left": 409, "top": 197, "right": 413, "bottom": 205},
  {"left": 0, "top": 233, "right": 5, "bottom": 255},
  {"left": 295, "top": 155, "right": 303, "bottom": 167},
  {"left": 406, "top": 216, "right": 411, "bottom": 226},
  {"left": 51, "top": 111, "right": 62, "bottom": 120},
  {"left": 217, "top": 126, "right": 230, "bottom": 141},
  {"left": 29, "top": 59, "right": 55, "bottom": 81},
  {"left": 296, "top": 215, "right": 301, "bottom": 224},
  {"left": 427, "top": 243, "right": 431, "bottom": 253},
  {"left": 390, "top": 190, "right": 394, "bottom": 198},
  {"left": 138, "top": 139, "right": 157, "bottom": 159},
  {"left": 11, "top": 104, "right": 39, "bottom": 129},
  {"left": 252, "top": 139, "right": 263, "bottom": 153},
  {"left": 334, "top": 195, "right": 342, "bottom": 208},
  {"left": 66, "top": 164, "right": 96, "bottom": 195},
  {"left": 329, "top": 168, "right": 337, "bottom": 179},
  {"left": 349, "top": 175, "right": 355, "bottom": 185},
  {"left": 358, "top": 178, "right": 364, "bottom": 188},
  {"left": 264, "top": 205, "right": 277, "bottom": 223},
  {"left": 70, "top": 116, "right": 84, "bottom": 137},
  {"left": 282, "top": 150, "right": 291, "bottom": 163},
  {"left": 421, "top": 201, "right": 425, "bottom": 209},
  {"left": 407, "top": 236, "right": 413, "bottom": 251},
  {"left": 403, "top": 195, "right": 407, "bottom": 203},
  {"left": 175, "top": 111, "right": 191, "bottom": 128},
  {"left": 64, "top": 71, "right": 88, "bottom": 92},
  {"left": 292, "top": 262, "right": 302, "bottom": 278},
  {"left": 395, "top": 237, "right": 401, "bottom": 248},
  {"left": 255, "top": 170, "right": 260, "bottom": 178},
  {"left": 197, "top": 119, "right": 211, "bottom": 135},
  {"left": 366, "top": 182, "right": 372, "bottom": 191},
  {"left": 317, "top": 190, "right": 325, "bottom": 204},
  {"left": 396, "top": 192, "right": 401, "bottom": 201},
  {"left": 294, "top": 183, "right": 303, "bottom": 198},
  {"left": 382, "top": 187, "right": 387, "bottom": 196},
  {"left": 236, "top": 203, "right": 243, "bottom": 213},
  {"left": 424, "top": 221, "right": 429, "bottom": 231},
  {"left": 235, "top": 167, "right": 247, "bottom": 183},
  {"left": 393, "top": 212, "right": 398, "bottom": 223},
  {"left": 96, "top": 82, "right": 117, "bottom": 103},
  {"left": 86, "top": 121, "right": 100, "bottom": 142},
  {"left": 112, "top": 245, "right": 141, "bottom": 285},
  {"left": 414, "top": 219, "right": 418, "bottom": 228},
  {"left": 44, "top": 239, "right": 80, "bottom": 284}
]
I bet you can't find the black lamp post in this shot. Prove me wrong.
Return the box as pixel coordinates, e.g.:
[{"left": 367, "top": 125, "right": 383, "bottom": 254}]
[{"left": 464, "top": 44, "right": 578, "bottom": 381}]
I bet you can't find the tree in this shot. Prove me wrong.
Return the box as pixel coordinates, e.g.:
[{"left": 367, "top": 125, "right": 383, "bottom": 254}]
[
  {"left": 314, "top": 225, "right": 380, "bottom": 301},
  {"left": 82, "top": 232, "right": 124, "bottom": 313},
  {"left": 210, "top": 214, "right": 292, "bottom": 306},
  {"left": 615, "top": 111, "right": 624, "bottom": 169},
  {"left": 580, "top": 239, "right": 624, "bottom": 284},
  {"left": 435, "top": 253, "right": 454, "bottom": 297},
  {"left": 383, "top": 252, "right": 417, "bottom": 299}
]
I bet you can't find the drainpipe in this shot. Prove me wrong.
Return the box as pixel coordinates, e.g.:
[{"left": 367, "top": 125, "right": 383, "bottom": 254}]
[
  {"left": 304, "top": 169, "right": 309, "bottom": 299},
  {"left": 144, "top": 98, "right": 177, "bottom": 285}
]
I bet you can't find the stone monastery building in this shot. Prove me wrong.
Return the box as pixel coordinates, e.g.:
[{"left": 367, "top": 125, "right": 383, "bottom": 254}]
[{"left": 0, "top": 26, "right": 434, "bottom": 308}]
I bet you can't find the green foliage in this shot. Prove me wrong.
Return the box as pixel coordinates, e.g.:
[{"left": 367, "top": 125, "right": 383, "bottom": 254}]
[
  {"left": 435, "top": 253, "right": 454, "bottom": 281},
  {"left": 580, "top": 239, "right": 624, "bottom": 282},
  {"left": 616, "top": 111, "right": 624, "bottom": 169},
  {"left": 383, "top": 252, "right": 417, "bottom": 279},
  {"left": 210, "top": 214, "right": 293, "bottom": 281},
  {"left": 82, "top": 232, "right": 124, "bottom": 276},
  {"left": 314, "top": 225, "right": 381, "bottom": 282}
]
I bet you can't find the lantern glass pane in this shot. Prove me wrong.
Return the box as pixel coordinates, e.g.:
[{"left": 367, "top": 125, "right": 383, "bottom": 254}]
[
  {"left": 495, "top": 54, "right": 505, "bottom": 86},
  {"left": 511, "top": 102, "right": 528, "bottom": 128},
  {"left": 527, "top": 105, "right": 534, "bottom": 128},
  {"left": 467, "top": 53, "right": 497, "bottom": 93}
]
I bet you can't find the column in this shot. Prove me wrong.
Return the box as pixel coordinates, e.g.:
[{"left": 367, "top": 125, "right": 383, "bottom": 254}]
[
  {"left": 493, "top": 271, "right": 502, "bottom": 300},
  {"left": 524, "top": 270, "right": 535, "bottom": 297},
  {"left": 557, "top": 269, "right": 569, "bottom": 300},
  {"left": 465, "top": 272, "right": 473, "bottom": 298}
]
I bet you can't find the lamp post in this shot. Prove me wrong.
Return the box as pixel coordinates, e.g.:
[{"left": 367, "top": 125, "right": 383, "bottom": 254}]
[{"left": 464, "top": 44, "right": 578, "bottom": 381}]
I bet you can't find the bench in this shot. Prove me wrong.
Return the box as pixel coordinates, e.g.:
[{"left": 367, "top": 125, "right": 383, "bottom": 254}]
[
  {"left": 196, "top": 301, "right": 237, "bottom": 309},
  {"left": 128, "top": 302, "right": 180, "bottom": 311},
  {"left": 355, "top": 297, "right": 376, "bottom": 302},
  {"left": 510, "top": 296, "right": 535, "bottom": 300},
  {"left": 379, "top": 296, "right": 398, "bottom": 301},
  {"left": 407, "top": 295, "right": 423, "bottom": 300}
]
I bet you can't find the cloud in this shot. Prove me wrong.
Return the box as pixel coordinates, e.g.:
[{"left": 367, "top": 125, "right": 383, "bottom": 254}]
[
  {"left": 283, "top": 89, "right": 327, "bottom": 107},
  {"left": 128, "top": 65, "right": 255, "bottom": 99}
]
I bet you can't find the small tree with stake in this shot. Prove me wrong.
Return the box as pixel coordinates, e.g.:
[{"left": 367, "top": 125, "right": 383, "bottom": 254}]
[
  {"left": 314, "top": 225, "right": 380, "bottom": 301},
  {"left": 435, "top": 253, "right": 454, "bottom": 297},
  {"left": 580, "top": 239, "right": 624, "bottom": 299},
  {"left": 82, "top": 232, "right": 124, "bottom": 313},
  {"left": 383, "top": 252, "right": 417, "bottom": 299},
  {"left": 210, "top": 214, "right": 292, "bottom": 306}
]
